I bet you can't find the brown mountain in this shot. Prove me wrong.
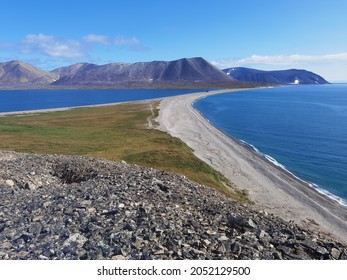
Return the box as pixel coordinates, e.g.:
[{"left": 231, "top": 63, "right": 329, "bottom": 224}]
[
  {"left": 0, "top": 60, "right": 58, "bottom": 87},
  {"left": 51, "top": 57, "right": 237, "bottom": 88},
  {"left": 50, "top": 63, "right": 98, "bottom": 78}
]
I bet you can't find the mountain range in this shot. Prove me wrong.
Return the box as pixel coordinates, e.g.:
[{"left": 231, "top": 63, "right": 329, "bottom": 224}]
[
  {"left": 223, "top": 67, "right": 328, "bottom": 85},
  {"left": 0, "top": 60, "right": 58, "bottom": 87},
  {"left": 0, "top": 58, "right": 329, "bottom": 89},
  {"left": 51, "top": 57, "right": 235, "bottom": 88}
]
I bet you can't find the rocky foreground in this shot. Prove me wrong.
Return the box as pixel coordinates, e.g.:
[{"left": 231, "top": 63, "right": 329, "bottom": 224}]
[{"left": 0, "top": 151, "right": 346, "bottom": 260}]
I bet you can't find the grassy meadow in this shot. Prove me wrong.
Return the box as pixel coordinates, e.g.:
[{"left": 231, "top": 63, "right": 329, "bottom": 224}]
[{"left": 0, "top": 101, "right": 248, "bottom": 201}]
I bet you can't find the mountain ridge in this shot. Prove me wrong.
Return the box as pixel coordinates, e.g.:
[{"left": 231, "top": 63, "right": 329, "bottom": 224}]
[
  {"left": 0, "top": 60, "right": 58, "bottom": 87},
  {"left": 0, "top": 58, "right": 329, "bottom": 89},
  {"left": 223, "top": 67, "right": 329, "bottom": 85},
  {"left": 50, "top": 62, "right": 98, "bottom": 78},
  {"left": 51, "top": 57, "right": 236, "bottom": 87}
]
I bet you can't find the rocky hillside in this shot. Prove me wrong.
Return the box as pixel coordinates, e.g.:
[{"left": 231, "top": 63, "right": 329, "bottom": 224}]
[
  {"left": 223, "top": 67, "right": 329, "bottom": 85},
  {"left": 0, "top": 60, "right": 58, "bottom": 87},
  {"left": 50, "top": 62, "right": 98, "bottom": 77},
  {"left": 51, "top": 57, "right": 236, "bottom": 87},
  {"left": 0, "top": 151, "right": 346, "bottom": 260}
]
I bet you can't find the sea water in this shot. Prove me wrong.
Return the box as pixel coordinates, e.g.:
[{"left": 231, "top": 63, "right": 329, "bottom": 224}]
[
  {"left": 194, "top": 84, "right": 347, "bottom": 205},
  {"left": 0, "top": 89, "right": 200, "bottom": 113}
]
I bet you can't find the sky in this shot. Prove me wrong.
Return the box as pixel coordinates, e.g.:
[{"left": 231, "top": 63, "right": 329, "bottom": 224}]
[{"left": 1, "top": 0, "right": 347, "bottom": 81}]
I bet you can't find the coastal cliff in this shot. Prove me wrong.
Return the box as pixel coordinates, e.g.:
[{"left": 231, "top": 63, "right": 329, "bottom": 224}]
[{"left": 0, "top": 151, "right": 346, "bottom": 260}]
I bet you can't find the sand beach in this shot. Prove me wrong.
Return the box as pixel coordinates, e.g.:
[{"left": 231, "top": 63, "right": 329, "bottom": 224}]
[{"left": 157, "top": 89, "right": 347, "bottom": 243}]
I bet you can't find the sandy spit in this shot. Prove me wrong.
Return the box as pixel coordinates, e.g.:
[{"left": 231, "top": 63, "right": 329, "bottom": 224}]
[
  {"left": 156, "top": 89, "right": 347, "bottom": 243},
  {"left": 1, "top": 88, "right": 346, "bottom": 243}
]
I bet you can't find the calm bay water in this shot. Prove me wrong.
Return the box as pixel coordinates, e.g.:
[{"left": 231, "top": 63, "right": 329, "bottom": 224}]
[
  {"left": 194, "top": 84, "right": 347, "bottom": 205},
  {"left": 0, "top": 89, "right": 200, "bottom": 113}
]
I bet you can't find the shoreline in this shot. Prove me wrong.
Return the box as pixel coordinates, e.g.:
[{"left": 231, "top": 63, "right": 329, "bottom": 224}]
[
  {"left": 195, "top": 108, "right": 347, "bottom": 208},
  {"left": 0, "top": 99, "right": 158, "bottom": 117},
  {"left": 156, "top": 89, "right": 347, "bottom": 243},
  {"left": 1, "top": 88, "right": 347, "bottom": 243}
]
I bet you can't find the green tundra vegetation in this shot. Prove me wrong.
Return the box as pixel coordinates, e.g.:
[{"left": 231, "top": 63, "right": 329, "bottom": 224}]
[{"left": 0, "top": 101, "right": 249, "bottom": 202}]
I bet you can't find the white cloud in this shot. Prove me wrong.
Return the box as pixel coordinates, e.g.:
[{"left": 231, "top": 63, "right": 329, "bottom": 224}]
[
  {"left": 211, "top": 52, "right": 347, "bottom": 82},
  {"left": 22, "top": 33, "right": 85, "bottom": 58},
  {"left": 23, "top": 33, "right": 54, "bottom": 44},
  {"left": 83, "top": 34, "right": 110, "bottom": 44},
  {"left": 1, "top": 33, "right": 147, "bottom": 60},
  {"left": 83, "top": 34, "right": 142, "bottom": 47},
  {"left": 84, "top": 34, "right": 143, "bottom": 47},
  {"left": 211, "top": 52, "right": 347, "bottom": 68},
  {"left": 114, "top": 36, "right": 140, "bottom": 46}
]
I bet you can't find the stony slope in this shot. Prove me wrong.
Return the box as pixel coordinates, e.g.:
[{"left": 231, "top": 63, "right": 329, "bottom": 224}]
[
  {"left": 50, "top": 62, "right": 98, "bottom": 78},
  {"left": 223, "top": 67, "right": 329, "bottom": 84},
  {"left": 0, "top": 151, "right": 346, "bottom": 260},
  {"left": 0, "top": 60, "right": 58, "bottom": 87}
]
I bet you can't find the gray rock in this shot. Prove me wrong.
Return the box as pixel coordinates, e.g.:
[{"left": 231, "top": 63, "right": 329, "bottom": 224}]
[
  {"left": 123, "top": 223, "right": 134, "bottom": 231},
  {"left": 18, "top": 251, "right": 30, "bottom": 258},
  {"left": 231, "top": 242, "right": 242, "bottom": 256},
  {"left": 0, "top": 222, "right": 5, "bottom": 233},
  {"left": 157, "top": 182, "right": 169, "bottom": 192},
  {"left": 28, "top": 222, "right": 42, "bottom": 237},
  {"left": 63, "top": 233, "right": 87, "bottom": 248},
  {"left": 277, "top": 245, "right": 292, "bottom": 255},
  {"left": 112, "top": 255, "right": 126, "bottom": 260},
  {"left": 247, "top": 219, "right": 257, "bottom": 229},
  {"left": 273, "top": 251, "right": 283, "bottom": 260},
  {"left": 331, "top": 248, "right": 341, "bottom": 260},
  {"left": 316, "top": 246, "right": 329, "bottom": 256},
  {"left": 190, "top": 220, "right": 200, "bottom": 229},
  {"left": 5, "top": 180, "right": 15, "bottom": 187},
  {"left": 228, "top": 214, "right": 256, "bottom": 229},
  {"left": 24, "top": 182, "right": 37, "bottom": 191},
  {"left": 218, "top": 235, "right": 229, "bottom": 242},
  {"left": 0, "top": 151, "right": 346, "bottom": 260}
]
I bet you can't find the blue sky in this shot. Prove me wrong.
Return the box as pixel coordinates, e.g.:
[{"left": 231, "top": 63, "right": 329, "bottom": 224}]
[{"left": 1, "top": 0, "right": 347, "bottom": 81}]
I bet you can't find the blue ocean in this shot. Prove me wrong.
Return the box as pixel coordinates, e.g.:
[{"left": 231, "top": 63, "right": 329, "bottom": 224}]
[
  {"left": 194, "top": 84, "right": 347, "bottom": 205},
  {"left": 0, "top": 89, "right": 200, "bottom": 113}
]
